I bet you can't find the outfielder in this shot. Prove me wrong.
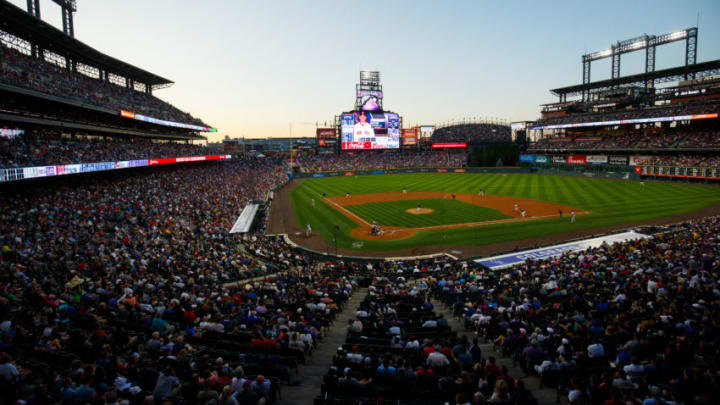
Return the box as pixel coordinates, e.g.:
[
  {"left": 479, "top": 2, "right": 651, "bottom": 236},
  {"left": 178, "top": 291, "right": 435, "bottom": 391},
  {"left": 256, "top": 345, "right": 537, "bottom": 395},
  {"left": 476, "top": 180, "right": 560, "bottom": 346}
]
[
  {"left": 571, "top": 210, "right": 576, "bottom": 223},
  {"left": 306, "top": 223, "right": 312, "bottom": 237}
]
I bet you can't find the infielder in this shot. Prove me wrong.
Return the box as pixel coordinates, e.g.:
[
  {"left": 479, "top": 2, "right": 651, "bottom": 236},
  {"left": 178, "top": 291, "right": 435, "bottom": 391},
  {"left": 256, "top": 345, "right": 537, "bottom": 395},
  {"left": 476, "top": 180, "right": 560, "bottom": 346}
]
[
  {"left": 478, "top": 189, "right": 484, "bottom": 197},
  {"left": 306, "top": 223, "right": 312, "bottom": 237},
  {"left": 570, "top": 210, "right": 576, "bottom": 223},
  {"left": 402, "top": 187, "right": 407, "bottom": 195},
  {"left": 513, "top": 203, "right": 518, "bottom": 212},
  {"left": 521, "top": 209, "right": 526, "bottom": 218}
]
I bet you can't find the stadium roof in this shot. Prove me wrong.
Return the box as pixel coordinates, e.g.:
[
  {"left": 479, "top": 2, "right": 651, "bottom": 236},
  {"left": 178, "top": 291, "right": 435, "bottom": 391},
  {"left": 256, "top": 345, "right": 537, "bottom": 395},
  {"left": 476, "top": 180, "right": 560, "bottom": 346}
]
[
  {"left": 0, "top": 0, "right": 173, "bottom": 87},
  {"left": 551, "top": 59, "right": 720, "bottom": 98}
]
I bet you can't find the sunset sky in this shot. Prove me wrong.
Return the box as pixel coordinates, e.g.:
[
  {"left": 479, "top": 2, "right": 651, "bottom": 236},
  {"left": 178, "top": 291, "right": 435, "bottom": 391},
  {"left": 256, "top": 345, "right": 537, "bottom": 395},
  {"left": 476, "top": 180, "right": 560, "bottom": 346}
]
[{"left": 8, "top": 0, "right": 720, "bottom": 142}]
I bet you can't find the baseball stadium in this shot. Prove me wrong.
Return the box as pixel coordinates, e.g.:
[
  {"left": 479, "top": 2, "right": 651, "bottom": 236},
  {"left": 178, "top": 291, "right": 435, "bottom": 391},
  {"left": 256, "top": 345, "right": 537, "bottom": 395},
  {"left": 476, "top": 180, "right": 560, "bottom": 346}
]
[{"left": 1, "top": 1, "right": 720, "bottom": 405}]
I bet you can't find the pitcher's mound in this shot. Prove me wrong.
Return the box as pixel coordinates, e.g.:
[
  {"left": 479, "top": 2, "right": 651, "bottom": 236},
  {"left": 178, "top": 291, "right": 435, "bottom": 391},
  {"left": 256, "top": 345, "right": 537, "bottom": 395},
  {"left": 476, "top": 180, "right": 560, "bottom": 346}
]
[{"left": 405, "top": 208, "right": 435, "bottom": 215}]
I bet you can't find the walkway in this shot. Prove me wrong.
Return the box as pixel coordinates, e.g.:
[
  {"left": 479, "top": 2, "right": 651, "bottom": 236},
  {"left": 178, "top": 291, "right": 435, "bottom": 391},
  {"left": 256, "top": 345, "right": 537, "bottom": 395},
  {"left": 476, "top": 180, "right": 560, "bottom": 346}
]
[{"left": 275, "top": 287, "right": 368, "bottom": 405}]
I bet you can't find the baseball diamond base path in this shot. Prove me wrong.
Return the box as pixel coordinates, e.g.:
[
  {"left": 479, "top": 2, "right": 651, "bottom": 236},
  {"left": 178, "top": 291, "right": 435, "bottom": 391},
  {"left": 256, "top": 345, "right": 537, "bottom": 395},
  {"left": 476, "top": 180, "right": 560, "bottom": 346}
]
[
  {"left": 268, "top": 179, "right": 720, "bottom": 259},
  {"left": 323, "top": 192, "right": 588, "bottom": 241}
]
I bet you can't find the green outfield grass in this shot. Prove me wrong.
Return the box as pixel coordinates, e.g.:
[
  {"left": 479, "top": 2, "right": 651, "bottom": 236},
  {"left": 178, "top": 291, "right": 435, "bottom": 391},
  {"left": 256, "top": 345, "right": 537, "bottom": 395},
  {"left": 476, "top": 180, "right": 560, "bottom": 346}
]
[
  {"left": 345, "top": 199, "right": 509, "bottom": 227},
  {"left": 289, "top": 173, "right": 720, "bottom": 252}
]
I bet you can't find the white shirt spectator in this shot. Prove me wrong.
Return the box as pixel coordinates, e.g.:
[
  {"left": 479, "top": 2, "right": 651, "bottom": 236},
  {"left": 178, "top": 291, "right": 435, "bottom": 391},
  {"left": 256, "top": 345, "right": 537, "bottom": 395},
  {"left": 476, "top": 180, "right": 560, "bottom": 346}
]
[
  {"left": 422, "top": 319, "right": 438, "bottom": 328},
  {"left": 587, "top": 343, "right": 605, "bottom": 358},
  {"left": 426, "top": 352, "right": 450, "bottom": 368}
]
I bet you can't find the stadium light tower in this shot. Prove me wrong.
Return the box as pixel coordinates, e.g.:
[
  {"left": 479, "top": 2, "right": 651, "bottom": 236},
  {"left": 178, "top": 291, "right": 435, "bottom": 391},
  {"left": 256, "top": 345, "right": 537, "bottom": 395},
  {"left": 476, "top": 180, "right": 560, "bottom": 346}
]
[
  {"left": 27, "top": 0, "right": 77, "bottom": 37},
  {"left": 51, "top": 0, "right": 77, "bottom": 37},
  {"left": 580, "top": 27, "right": 698, "bottom": 100}
]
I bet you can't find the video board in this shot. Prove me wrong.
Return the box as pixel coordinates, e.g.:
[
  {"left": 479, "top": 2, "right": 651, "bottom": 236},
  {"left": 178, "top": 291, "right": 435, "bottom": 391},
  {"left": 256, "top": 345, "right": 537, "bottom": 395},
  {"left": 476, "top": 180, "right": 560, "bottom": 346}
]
[{"left": 341, "top": 111, "right": 400, "bottom": 150}]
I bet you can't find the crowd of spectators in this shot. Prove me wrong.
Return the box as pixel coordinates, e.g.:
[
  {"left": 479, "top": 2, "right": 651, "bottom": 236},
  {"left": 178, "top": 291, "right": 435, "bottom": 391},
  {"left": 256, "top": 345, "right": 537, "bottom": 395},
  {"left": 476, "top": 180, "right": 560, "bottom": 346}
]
[
  {"left": 0, "top": 157, "right": 360, "bottom": 404},
  {"left": 534, "top": 100, "right": 719, "bottom": 128},
  {"left": 431, "top": 124, "right": 511, "bottom": 144},
  {"left": 295, "top": 151, "right": 466, "bottom": 172},
  {"left": 0, "top": 134, "right": 211, "bottom": 169},
  {"left": 646, "top": 155, "right": 720, "bottom": 168},
  {"left": 0, "top": 44, "right": 205, "bottom": 126},
  {"left": 529, "top": 129, "right": 720, "bottom": 152},
  {"left": 321, "top": 274, "right": 538, "bottom": 404},
  {"left": 435, "top": 216, "right": 720, "bottom": 404}
]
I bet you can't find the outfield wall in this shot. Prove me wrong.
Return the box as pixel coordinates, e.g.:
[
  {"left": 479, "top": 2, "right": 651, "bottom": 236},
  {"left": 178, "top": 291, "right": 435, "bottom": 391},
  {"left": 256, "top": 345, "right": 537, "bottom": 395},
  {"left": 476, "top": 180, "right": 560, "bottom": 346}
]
[
  {"left": 293, "top": 166, "right": 641, "bottom": 181},
  {"left": 292, "top": 167, "right": 529, "bottom": 178}
]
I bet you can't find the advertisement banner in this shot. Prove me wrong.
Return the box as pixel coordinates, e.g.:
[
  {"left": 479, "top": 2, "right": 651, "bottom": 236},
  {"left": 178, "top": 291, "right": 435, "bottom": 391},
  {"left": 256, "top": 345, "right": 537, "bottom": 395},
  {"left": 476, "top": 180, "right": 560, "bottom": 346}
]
[
  {"left": 551, "top": 155, "right": 566, "bottom": 163},
  {"left": 565, "top": 155, "right": 587, "bottom": 164},
  {"left": 316, "top": 128, "right": 336, "bottom": 138},
  {"left": 23, "top": 166, "right": 57, "bottom": 179},
  {"left": 630, "top": 156, "right": 653, "bottom": 165},
  {"left": 453, "top": 168, "right": 466, "bottom": 173},
  {"left": 437, "top": 168, "right": 448, "bottom": 173},
  {"left": 432, "top": 142, "right": 467, "bottom": 149},
  {"left": 312, "top": 173, "right": 325, "bottom": 178},
  {"left": 586, "top": 155, "right": 608, "bottom": 165},
  {"left": 519, "top": 154, "right": 535, "bottom": 163},
  {"left": 401, "top": 128, "right": 418, "bottom": 146},
  {"left": 635, "top": 166, "right": 642, "bottom": 174},
  {"left": 608, "top": 156, "right": 629, "bottom": 165},
  {"left": 534, "top": 155, "right": 548, "bottom": 163},
  {"left": 0, "top": 128, "right": 24, "bottom": 139},
  {"left": 531, "top": 112, "right": 718, "bottom": 130},
  {"left": 344, "top": 171, "right": 355, "bottom": 176},
  {"left": 419, "top": 126, "right": 435, "bottom": 139}
]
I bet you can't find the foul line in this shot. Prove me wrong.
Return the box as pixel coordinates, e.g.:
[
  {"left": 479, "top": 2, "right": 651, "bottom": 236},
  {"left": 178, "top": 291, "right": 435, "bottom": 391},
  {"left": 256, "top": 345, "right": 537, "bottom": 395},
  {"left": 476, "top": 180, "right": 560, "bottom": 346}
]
[{"left": 322, "top": 197, "right": 373, "bottom": 227}]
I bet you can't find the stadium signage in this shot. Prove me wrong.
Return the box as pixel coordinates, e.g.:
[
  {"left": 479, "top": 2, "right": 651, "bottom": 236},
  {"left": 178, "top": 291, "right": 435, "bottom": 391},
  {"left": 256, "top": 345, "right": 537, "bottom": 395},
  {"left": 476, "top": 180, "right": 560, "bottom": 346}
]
[
  {"left": 120, "top": 110, "right": 217, "bottom": 132},
  {"left": 475, "top": 231, "right": 652, "bottom": 269},
  {"left": 519, "top": 154, "right": 535, "bottom": 163},
  {"left": 437, "top": 169, "right": 448, "bottom": 173},
  {"left": 586, "top": 155, "right": 608, "bottom": 165},
  {"left": 0, "top": 155, "right": 231, "bottom": 183},
  {"left": 534, "top": 155, "right": 548, "bottom": 163},
  {"left": 551, "top": 155, "right": 565, "bottom": 163},
  {"left": 316, "top": 128, "right": 336, "bottom": 138},
  {"left": 640, "top": 166, "right": 720, "bottom": 180},
  {"left": 344, "top": 171, "right": 355, "bottom": 176},
  {"left": 0, "top": 128, "right": 24, "bottom": 139},
  {"left": 454, "top": 169, "right": 466, "bottom": 173},
  {"left": 356, "top": 89, "right": 384, "bottom": 98},
  {"left": 432, "top": 142, "right": 467, "bottom": 149},
  {"left": 530, "top": 113, "right": 719, "bottom": 130},
  {"left": 630, "top": 156, "right": 653, "bottom": 165},
  {"left": 565, "top": 155, "right": 586, "bottom": 164},
  {"left": 608, "top": 156, "right": 629, "bottom": 165},
  {"left": 148, "top": 155, "right": 230, "bottom": 165}
]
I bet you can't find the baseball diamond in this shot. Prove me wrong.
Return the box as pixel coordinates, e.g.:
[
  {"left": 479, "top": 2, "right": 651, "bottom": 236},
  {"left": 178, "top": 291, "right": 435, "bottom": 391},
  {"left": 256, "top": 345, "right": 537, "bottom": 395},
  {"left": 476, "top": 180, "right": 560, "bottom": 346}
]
[{"left": 269, "top": 172, "right": 720, "bottom": 257}]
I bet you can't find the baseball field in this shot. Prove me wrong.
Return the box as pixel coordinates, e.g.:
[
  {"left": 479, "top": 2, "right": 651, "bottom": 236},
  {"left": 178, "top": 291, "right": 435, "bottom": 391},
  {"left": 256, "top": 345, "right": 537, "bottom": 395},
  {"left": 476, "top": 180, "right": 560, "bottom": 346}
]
[{"left": 268, "top": 172, "right": 720, "bottom": 257}]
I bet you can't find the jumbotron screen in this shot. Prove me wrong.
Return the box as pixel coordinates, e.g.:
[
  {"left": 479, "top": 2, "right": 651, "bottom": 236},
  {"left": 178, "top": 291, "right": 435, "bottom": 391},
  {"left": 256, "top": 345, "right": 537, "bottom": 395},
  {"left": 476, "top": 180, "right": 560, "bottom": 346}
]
[{"left": 341, "top": 111, "right": 400, "bottom": 150}]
